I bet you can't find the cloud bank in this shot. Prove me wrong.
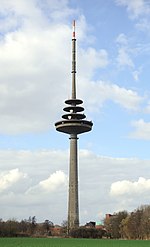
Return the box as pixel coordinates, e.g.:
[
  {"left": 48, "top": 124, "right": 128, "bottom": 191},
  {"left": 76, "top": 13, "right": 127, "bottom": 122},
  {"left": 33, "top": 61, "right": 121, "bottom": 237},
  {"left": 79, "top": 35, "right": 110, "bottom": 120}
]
[
  {"left": 0, "top": 149, "right": 149, "bottom": 222},
  {"left": 129, "top": 119, "right": 150, "bottom": 140},
  {"left": 110, "top": 177, "right": 150, "bottom": 196},
  {"left": 0, "top": 168, "right": 26, "bottom": 193}
]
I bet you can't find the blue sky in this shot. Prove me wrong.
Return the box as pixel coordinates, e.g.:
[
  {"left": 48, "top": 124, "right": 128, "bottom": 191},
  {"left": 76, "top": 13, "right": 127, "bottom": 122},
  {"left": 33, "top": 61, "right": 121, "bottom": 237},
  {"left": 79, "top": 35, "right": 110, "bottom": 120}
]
[{"left": 0, "top": 0, "right": 150, "bottom": 225}]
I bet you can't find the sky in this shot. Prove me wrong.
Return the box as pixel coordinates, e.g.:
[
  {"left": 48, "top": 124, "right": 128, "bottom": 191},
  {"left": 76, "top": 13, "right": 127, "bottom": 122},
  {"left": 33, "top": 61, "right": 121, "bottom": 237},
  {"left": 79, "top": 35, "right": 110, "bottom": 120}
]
[{"left": 0, "top": 0, "right": 150, "bottom": 225}]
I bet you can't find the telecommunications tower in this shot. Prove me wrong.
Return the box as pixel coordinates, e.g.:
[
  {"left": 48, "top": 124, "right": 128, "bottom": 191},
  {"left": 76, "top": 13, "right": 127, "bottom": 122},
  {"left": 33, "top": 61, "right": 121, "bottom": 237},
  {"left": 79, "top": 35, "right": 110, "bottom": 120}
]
[{"left": 55, "top": 21, "right": 93, "bottom": 231}]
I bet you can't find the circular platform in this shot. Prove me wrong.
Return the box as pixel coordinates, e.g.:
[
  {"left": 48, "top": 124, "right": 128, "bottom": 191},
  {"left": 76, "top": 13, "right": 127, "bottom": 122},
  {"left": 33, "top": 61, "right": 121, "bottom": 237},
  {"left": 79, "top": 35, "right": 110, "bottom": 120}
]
[
  {"left": 65, "top": 99, "right": 83, "bottom": 105},
  {"left": 62, "top": 113, "right": 86, "bottom": 120},
  {"left": 55, "top": 120, "right": 93, "bottom": 135},
  {"left": 63, "top": 106, "right": 84, "bottom": 113}
]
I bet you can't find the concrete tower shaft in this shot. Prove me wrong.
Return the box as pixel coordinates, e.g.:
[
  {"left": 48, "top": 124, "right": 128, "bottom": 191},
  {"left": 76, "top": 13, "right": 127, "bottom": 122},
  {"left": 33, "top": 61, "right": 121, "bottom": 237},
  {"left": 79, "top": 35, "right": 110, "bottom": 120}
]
[
  {"left": 68, "top": 133, "right": 79, "bottom": 228},
  {"left": 55, "top": 20, "right": 93, "bottom": 231}
]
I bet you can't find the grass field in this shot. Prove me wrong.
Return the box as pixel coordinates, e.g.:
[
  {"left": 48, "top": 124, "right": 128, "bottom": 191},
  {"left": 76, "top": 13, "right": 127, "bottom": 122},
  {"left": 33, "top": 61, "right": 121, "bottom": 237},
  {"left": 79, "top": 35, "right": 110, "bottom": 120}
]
[{"left": 0, "top": 238, "right": 150, "bottom": 247}]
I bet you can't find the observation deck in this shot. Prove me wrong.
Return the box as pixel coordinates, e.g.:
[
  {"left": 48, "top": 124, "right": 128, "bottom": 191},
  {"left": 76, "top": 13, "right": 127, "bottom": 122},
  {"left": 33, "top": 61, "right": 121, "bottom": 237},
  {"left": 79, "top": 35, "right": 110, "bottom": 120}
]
[{"left": 55, "top": 98, "right": 93, "bottom": 135}]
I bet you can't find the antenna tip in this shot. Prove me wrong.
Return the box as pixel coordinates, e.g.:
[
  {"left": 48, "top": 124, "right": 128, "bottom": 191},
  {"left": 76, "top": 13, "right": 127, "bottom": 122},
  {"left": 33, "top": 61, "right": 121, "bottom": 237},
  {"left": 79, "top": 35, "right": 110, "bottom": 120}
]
[{"left": 72, "top": 20, "right": 76, "bottom": 39}]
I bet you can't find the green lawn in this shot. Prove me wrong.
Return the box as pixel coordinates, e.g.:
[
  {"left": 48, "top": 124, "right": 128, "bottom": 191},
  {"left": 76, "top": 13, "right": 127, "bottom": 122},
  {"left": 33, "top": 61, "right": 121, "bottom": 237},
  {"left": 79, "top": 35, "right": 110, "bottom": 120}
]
[{"left": 0, "top": 238, "right": 150, "bottom": 247}]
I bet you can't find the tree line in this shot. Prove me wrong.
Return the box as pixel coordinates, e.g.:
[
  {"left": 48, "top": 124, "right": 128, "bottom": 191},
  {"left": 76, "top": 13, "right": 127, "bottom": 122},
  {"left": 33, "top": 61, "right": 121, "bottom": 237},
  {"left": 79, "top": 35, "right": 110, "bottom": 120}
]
[
  {"left": 0, "top": 217, "right": 55, "bottom": 237},
  {"left": 104, "top": 205, "right": 150, "bottom": 239},
  {"left": 0, "top": 204, "right": 149, "bottom": 239}
]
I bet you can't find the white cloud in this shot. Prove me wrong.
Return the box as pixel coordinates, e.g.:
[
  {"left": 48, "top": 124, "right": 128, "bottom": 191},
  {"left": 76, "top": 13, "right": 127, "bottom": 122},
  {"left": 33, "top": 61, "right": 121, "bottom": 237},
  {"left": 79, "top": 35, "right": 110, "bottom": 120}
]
[
  {"left": 144, "top": 101, "right": 150, "bottom": 114},
  {"left": 132, "top": 67, "right": 142, "bottom": 81},
  {"left": 0, "top": 0, "right": 74, "bottom": 30},
  {"left": 0, "top": 168, "right": 26, "bottom": 192},
  {"left": 26, "top": 170, "right": 68, "bottom": 195},
  {"left": 115, "top": 0, "right": 150, "bottom": 19},
  {"left": 116, "top": 33, "right": 128, "bottom": 46},
  {"left": 0, "top": 1, "right": 73, "bottom": 134},
  {"left": 117, "top": 47, "right": 134, "bottom": 68},
  {"left": 136, "top": 18, "right": 150, "bottom": 32},
  {"left": 110, "top": 177, "right": 150, "bottom": 196},
  {"left": 116, "top": 33, "right": 134, "bottom": 69},
  {"left": 76, "top": 37, "right": 143, "bottom": 116},
  {"left": 129, "top": 119, "right": 150, "bottom": 140},
  {"left": 115, "top": 34, "right": 143, "bottom": 81},
  {"left": 78, "top": 47, "right": 109, "bottom": 78},
  {"left": 111, "top": 85, "right": 141, "bottom": 109},
  {"left": 115, "top": 0, "right": 150, "bottom": 33},
  {"left": 40, "top": 170, "right": 67, "bottom": 190},
  {"left": 0, "top": 0, "right": 108, "bottom": 135},
  {"left": 80, "top": 80, "right": 143, "bottom": 113}
]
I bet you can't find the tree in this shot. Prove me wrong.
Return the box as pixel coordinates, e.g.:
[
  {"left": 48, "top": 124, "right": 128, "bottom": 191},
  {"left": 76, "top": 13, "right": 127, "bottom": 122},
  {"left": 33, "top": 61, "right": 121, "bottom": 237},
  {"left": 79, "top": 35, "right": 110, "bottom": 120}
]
[
  {"left": 27, "top": 216, "right": 37, "bottom": 235},
  {"left": 61, "top": 220, "right": 68, "bottom": 236},
  {"left": 121, "top": 208, "right": 143, "bottom": 239},
  {"left": 141, "top": 205, "right": 150, "bottom": 239},
  {"left": 4, "top": 219, "right": 20, "bottom": 237},
  {"left": 120, "top": 215, "right": 130, "bottom": 239},
  {"left": 19, "top": 219, "right": 29, "bottom": 236},
  {"left": 104, "top": 211, "right": 128, "bottom": 239},
  {"left": 127, "top": 209, "right": 143, "bottom": 239},
  {"left": 43, "top": 220, "right": 54, "bottom": 236}
]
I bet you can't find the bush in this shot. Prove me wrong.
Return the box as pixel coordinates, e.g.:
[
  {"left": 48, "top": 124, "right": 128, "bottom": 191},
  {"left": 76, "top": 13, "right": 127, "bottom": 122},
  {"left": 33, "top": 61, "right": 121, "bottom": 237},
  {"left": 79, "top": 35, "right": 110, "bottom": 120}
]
[{"left": 70, "top": 227, "right": 104, "bottom": 239}]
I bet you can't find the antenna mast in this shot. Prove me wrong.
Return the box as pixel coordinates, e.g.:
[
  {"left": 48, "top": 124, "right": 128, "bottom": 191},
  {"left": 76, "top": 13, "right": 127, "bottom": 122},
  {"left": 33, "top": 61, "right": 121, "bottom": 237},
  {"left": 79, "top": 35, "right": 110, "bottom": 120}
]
[{"left": 72, "top": 20, "right": 76, "bottom": 100}]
